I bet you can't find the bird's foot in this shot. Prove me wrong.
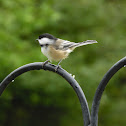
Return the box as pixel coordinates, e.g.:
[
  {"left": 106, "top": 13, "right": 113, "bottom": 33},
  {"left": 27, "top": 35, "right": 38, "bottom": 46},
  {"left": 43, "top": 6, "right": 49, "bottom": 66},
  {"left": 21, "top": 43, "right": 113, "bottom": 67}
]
[
  {"left": 42, "top": 60, "right": 50, "bottom": 68},
  {"left": 55, "top": 65, "right": 61, "bottom": 72},
  {"left": 55, "top": 60, "right": 62, "bottom": 72}
]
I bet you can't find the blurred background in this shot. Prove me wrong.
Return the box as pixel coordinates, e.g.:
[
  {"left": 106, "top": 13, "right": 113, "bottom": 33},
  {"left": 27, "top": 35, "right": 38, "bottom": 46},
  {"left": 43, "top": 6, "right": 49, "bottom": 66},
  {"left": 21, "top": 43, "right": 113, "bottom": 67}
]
[{"left": 0, "top": 0, "right": 126, "bottom": 126}]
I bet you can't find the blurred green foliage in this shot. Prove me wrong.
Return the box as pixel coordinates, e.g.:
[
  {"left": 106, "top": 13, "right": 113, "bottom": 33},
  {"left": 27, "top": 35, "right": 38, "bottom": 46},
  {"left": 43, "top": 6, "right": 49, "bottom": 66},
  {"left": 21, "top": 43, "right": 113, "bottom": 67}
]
[{"left": 0, "top": 0, "right": 126, "bottom": 126}]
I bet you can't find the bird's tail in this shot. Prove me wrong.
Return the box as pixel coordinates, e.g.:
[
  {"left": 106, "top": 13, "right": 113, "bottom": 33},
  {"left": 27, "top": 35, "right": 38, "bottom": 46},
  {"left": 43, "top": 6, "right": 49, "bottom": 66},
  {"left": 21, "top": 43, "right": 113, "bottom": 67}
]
[
  {"left": 70, "top": 40, "right": 98, "bottom": 49},
  {"left": 74, "top": 40, "right": 98, "bottom": 48}
]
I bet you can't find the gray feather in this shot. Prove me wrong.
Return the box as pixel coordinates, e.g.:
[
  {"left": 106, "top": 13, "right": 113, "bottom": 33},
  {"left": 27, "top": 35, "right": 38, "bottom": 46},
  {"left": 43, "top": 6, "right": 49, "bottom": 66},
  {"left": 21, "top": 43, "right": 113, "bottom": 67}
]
[
  {"left": 64, "top": 40, "right": 98, "bottom": 49},
  {"left": 55, "top": 39, "right": 97, "bottom": 50}
]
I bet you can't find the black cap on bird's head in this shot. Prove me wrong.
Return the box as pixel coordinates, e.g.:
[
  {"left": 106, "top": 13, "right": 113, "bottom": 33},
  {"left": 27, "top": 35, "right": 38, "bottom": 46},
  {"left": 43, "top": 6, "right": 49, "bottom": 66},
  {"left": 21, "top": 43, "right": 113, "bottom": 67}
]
[{"left": 38, "top": 33, "right": 57, "bottom": 40}]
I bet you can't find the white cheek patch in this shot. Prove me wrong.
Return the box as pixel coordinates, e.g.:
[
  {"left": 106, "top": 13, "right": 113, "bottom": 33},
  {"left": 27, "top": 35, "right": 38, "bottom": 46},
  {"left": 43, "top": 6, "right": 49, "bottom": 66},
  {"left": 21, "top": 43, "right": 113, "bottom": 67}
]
[{"left": 38, "top": 38, "right": 54, "bottom": 45}]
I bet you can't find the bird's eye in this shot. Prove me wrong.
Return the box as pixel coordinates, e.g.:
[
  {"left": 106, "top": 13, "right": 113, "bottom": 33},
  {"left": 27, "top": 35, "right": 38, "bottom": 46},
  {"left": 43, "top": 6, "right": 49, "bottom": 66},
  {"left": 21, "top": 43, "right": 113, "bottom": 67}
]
[{"left": 45, "top": 44, "right": 49, "bottom": 46}]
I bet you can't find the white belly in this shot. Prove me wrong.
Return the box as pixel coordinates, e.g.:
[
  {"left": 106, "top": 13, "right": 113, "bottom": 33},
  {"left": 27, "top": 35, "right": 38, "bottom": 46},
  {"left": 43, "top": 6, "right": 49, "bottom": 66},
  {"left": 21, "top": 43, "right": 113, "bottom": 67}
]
[{"left": 41, "top": 47, "right": 52, "bottom": 61}]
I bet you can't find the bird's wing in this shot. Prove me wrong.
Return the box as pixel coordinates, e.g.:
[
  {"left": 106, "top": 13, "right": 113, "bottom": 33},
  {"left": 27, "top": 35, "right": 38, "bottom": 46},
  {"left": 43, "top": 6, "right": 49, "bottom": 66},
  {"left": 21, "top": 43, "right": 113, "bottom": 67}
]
[{"left": 54, "top": 39, "right": 76, "bottom": 50}]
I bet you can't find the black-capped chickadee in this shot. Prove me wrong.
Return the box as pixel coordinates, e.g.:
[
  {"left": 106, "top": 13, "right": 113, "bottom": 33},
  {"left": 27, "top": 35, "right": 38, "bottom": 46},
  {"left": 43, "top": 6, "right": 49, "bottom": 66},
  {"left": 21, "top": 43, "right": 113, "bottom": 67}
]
[{"left": 36, "top": 33, "right": 97, "bottom": 70}]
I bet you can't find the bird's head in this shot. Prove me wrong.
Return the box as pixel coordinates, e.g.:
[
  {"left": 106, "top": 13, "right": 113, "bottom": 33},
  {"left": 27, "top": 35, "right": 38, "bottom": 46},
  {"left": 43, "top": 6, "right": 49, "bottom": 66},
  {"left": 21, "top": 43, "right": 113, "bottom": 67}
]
[{"left": 36, "top": 33, "right": 57, "bottom": 46}]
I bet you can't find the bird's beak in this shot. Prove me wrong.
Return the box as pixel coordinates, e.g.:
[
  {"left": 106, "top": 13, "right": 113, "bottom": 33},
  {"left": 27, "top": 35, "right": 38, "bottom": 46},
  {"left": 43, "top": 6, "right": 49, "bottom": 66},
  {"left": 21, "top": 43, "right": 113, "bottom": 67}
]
[{"left": 36, "top": 39, "right": 39, "bottom": 41}]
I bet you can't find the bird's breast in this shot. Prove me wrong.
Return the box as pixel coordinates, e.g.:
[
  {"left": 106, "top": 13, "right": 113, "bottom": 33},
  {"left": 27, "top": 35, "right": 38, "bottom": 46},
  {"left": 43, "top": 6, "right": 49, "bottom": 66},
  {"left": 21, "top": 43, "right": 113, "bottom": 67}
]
[
  {"left": 41, "top": 47, "right": 48, "bottom": 57},
  {"left": 41, "top": 45, "right": 70, "bottom": 62}
]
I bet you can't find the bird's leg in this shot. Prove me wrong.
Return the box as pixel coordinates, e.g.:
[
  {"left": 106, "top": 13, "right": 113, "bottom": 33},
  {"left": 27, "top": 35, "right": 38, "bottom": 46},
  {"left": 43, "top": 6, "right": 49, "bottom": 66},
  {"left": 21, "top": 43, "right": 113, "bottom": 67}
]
[
  {"left": 55, "top": 60, "right": 62, "bottom": 72},
  {"left": 42, "top": 59, "right": 50, "bottom": 68}
]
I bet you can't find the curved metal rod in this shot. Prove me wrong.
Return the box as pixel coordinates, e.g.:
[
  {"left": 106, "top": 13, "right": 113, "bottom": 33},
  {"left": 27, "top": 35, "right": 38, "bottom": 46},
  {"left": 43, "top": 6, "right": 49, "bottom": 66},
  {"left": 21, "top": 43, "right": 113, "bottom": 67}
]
[
  {"left": 90, "top": 56, "right": 126, "bottom": 126},
  {"left": 0, "top": 62, "right": 90, "bottom": 126}
]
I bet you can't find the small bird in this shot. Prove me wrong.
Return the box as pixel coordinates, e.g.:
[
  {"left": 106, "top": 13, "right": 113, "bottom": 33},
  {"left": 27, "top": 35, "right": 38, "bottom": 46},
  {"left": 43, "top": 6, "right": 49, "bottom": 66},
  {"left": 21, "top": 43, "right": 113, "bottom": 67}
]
[{"left": 36, "top": 33, "right": 97, "bottom": 70}]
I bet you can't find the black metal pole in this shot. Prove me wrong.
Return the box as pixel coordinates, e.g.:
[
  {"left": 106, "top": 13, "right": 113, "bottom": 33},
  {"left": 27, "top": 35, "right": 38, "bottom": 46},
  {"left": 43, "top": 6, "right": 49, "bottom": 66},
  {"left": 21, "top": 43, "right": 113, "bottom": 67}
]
[
  {"left": 0, "top": 62, "right": 90, "bottom": 126},
  {"left": 90, "top": 56, "right": 126, "bottom": 126}
]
